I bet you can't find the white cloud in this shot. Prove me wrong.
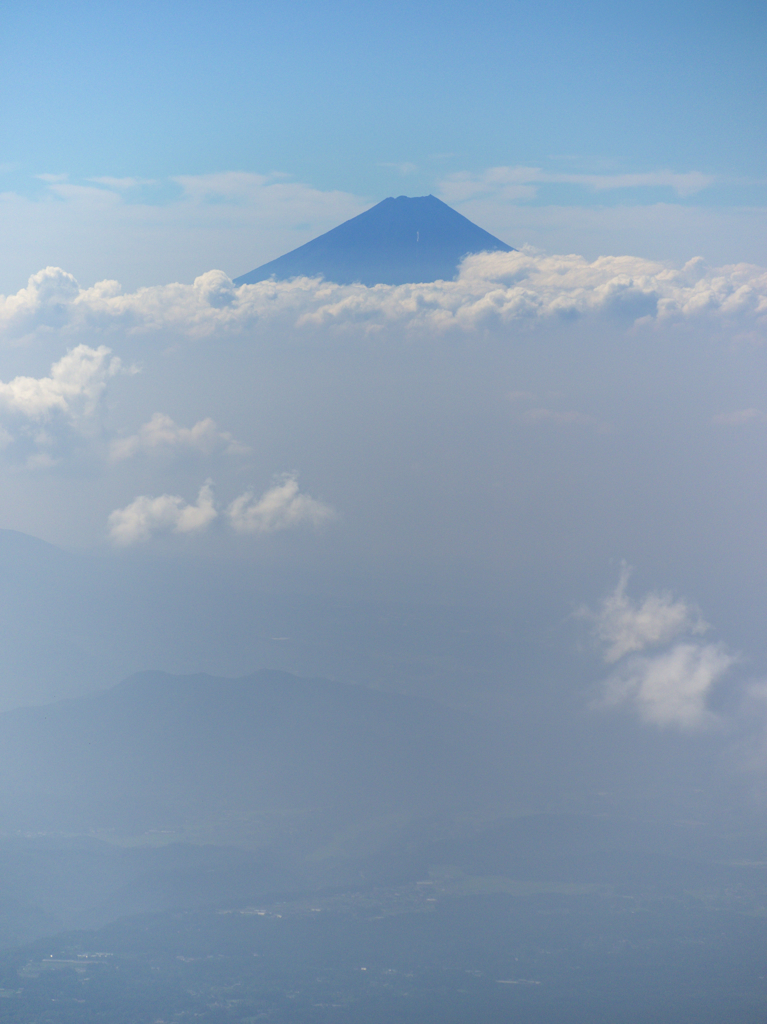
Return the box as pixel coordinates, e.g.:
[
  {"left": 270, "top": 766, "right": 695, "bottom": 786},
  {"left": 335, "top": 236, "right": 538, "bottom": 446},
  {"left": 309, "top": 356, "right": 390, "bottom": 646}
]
[
  {"left": 713, "top": 408, "right": 767, "bottom": 425},
  {"left": 583, "top": 565, "right": 708, "bottom": 664},
  {"left": 110, "top": 412, "right": 248, "bottom": 461},
  {"left": 1, "top": 251, "right": 765, "bottom": 345},
  {"left": 108, "top": 481, "right": 217, "bottom": 545},
  {"left": 227, "top": 474, "right": 335, "bottom": 534},
  {"left": 518, "top": 407, "right": 609, "bottom": 431},
  {"left": 583, "top": 568, "right": 736, "bottom": 731},
  {"left": 0, "top": 343, "right": 123, "bottom": 422},
  {"left": 599, "top": 642, "right": 734, "bottom": 730},
  {"left": 438, "top": 166, "right": 716, "bottom": 204},
  {"left": 447, "top": 200, "right": 767, "bottom": 272}
]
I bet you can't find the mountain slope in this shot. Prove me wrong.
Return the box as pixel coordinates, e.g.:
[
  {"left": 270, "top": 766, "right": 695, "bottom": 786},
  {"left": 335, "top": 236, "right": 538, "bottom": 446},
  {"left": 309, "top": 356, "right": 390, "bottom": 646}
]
[{"left": 233, "top": 194, "right": 513, "bottom": 286}]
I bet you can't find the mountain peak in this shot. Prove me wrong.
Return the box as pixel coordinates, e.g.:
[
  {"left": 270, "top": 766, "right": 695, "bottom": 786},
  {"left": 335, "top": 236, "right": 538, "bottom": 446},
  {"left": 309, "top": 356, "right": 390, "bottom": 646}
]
[{"left": 234, "top": 194, "right": 514, "bottom": 287}]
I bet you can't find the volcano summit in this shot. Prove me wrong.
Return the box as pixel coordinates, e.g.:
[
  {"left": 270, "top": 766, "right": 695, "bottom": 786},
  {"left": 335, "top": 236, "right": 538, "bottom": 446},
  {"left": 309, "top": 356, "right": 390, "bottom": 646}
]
[{"left": 234, "top": 194, "right": 514, "bottom": 287}]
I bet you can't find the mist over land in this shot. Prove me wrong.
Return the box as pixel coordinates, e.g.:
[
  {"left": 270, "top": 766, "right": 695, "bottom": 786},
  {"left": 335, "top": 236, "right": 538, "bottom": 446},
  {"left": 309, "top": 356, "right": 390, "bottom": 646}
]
[{"left": 2, "top": 191, "right": 767, "bottom": 1020}]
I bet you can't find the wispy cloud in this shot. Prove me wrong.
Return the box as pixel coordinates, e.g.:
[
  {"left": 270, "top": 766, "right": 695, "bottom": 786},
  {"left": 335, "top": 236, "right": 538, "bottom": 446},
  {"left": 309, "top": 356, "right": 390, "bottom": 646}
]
[
  {"left": 0, "top": 343, "right": 124, "bottom": 434},
  {"left": 110, "top": 413, "right": 248, "bottom": 461},
  {"left": 518, "top": 408, "right": 610, "bottom": 431},
  {"left": 2, "top": 252, "right": 764, "bottom": 345},
  {"left": 600, "top": 642, "right": 735, "bottom": 731},
  {"left": 0, "top": 173, "right": 369, "bottom": 293},
  {"left": 170, "top": 172, "right": 363, "bottom": 218},
  {"left": 88, "top": 177, "right": 155, "bottom": 190},
  {"left": 438, "top": 166, "right": 717, "bottom": 203},
  {"left": 379, "top": 162, "right": 419, "bottom": 175}
]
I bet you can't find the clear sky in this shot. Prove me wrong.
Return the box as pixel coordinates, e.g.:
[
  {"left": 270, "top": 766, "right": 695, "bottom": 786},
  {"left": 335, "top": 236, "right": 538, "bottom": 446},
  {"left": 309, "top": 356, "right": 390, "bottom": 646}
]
[{"left": 2, "top": 0, "right": 766, "bottom": 289}]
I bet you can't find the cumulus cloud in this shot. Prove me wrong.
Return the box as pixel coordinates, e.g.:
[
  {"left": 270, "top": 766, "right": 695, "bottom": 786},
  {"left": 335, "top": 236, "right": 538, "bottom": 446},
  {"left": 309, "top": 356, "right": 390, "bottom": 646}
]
[
  {"left": 599, "top": 642, "right": 735, "bottom": 730},
  {"left": 171, "top": 172, "right": 362, "bottom": 219},
  {"left": 227, "top": 475, "right": 335, "bottom": 534},
  {"left": 108, "top": 481, "right": 217, "bottom": 545},
  {"left": 581, "top": 567, "right": 735, "bottom": 730},
  {"left": 583, "top": 565, "right": 708, "bottom": 664},
  {"left": 0, "top": 267, "right": 87, "bottom": 338},
  {"left": 1, "top": 251, "right": 765, "bottom": 344},
  {"left": 0, "top": 343, "right": 123, "bottom": 423},
  {"left": 110, "top": 412, "right": 248, "bottom": 461}
]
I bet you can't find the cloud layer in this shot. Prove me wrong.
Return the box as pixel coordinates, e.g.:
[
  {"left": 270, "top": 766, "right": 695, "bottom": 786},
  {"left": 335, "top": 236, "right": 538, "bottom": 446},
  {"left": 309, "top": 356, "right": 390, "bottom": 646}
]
[
  {"left": 0, "top": 251, "right": 765, "bottom": 345},
  {"left": 584, "top": 564, "right": 708, "bottom": 664},
  {"left": 108, "top": 481, "right": 218, "bottom": 545},
  {"left": 601, "top": 642, "right": 735, "bottom": 731},
  {"left": 110, "top": 413, "right": 247, "bottom": 461},
  {"left": 0, "top": 341, "right": 127, "bottom": 465}
]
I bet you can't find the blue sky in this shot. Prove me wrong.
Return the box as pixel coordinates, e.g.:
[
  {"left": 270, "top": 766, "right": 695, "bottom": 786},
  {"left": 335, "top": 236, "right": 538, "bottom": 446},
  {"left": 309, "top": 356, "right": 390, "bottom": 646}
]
[
  {"left": 2, "top": 0, "right": 766, "bottom": 291},
  {"left": 3, "top": 0, "right": 765, "bottom": 192}
]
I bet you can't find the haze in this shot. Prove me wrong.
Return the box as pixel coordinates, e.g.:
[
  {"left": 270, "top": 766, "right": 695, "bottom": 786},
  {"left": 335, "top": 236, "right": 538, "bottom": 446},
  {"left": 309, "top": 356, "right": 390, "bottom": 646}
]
[{"left": 1, "top": 3, "right": 766, "bottom": 1022}]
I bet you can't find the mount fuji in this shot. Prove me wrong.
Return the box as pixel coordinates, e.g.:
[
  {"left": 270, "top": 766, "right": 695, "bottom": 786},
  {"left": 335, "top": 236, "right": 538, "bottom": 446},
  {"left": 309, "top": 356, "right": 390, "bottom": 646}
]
[{"left": 233, "top": 194, "right": 514, "bottom": 287}]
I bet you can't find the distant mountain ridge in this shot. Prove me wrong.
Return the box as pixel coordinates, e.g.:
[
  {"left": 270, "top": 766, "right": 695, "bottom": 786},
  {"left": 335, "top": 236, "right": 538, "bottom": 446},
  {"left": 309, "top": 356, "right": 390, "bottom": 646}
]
[
  {"left": 0, "top": 669, "right": 502, "bottom": 836},
  {"left": 234, "top": 194, "right": 514, "bottom": 287}
]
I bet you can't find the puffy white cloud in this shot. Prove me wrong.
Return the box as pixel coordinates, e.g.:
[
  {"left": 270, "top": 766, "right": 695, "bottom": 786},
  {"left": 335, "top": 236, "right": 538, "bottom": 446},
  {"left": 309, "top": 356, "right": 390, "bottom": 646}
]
[
  {"left": 599, "top": 642, "right": 735, "bottom": 731},
  {"left": 110, "top": 412, "right": 248, "bottom": 461},
  {"left": 583, "top": 565, "right": 708, "bottom": 664},
  {"left": 108, "top": 481, "right": 217, "bottom": 545},
  {"left": 378, "top": 162, "right": 419, "bottom": 175},
  {"left": 1, "top": 251, "right": 765, "bottom": 345},
  {"left": 0, "top": 343, "right": 123, "bottom": 422},
  {"left": 227, "top": 475, "right": 335, "bottom": 534},
  {"left": 583, "top": 568, "right": 736, "bottom": 730}
]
